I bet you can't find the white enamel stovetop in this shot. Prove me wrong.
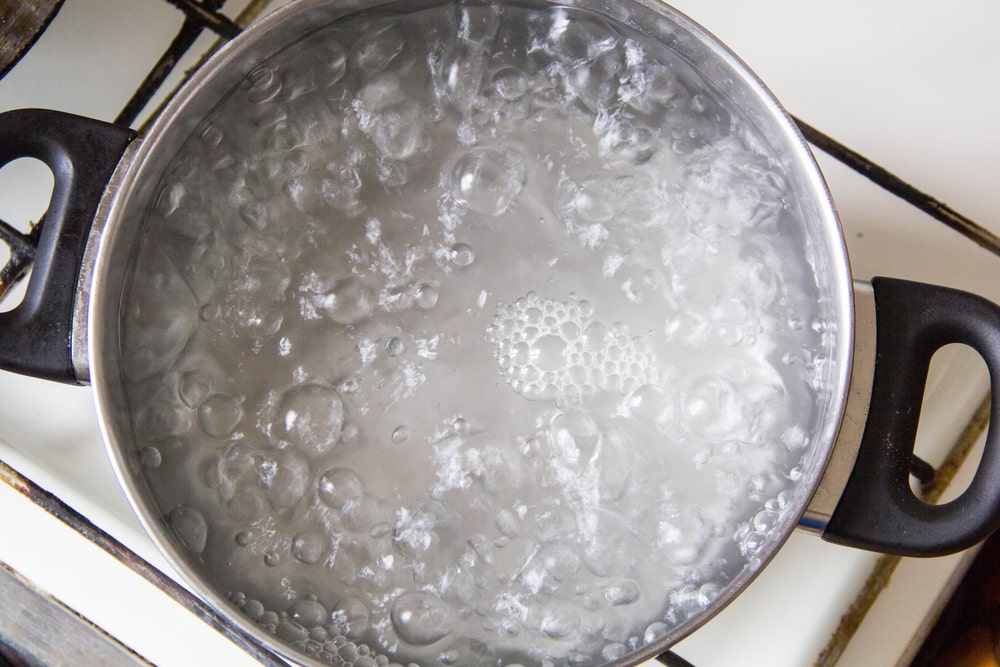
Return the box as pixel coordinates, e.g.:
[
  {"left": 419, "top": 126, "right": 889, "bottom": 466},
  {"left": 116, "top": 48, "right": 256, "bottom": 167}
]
[{"left": 1, "top": 1, "right": 998, "bottom": 666}]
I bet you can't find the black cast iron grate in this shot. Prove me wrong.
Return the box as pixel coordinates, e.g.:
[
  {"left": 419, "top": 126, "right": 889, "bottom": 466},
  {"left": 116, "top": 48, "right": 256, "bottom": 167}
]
[{"left": 1, "top": 2, "right": 999, "bottom": 666}]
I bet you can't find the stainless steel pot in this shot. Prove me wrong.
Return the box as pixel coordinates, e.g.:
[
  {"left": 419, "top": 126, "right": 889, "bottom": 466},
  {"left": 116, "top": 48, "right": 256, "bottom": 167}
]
[{"left": 2, "top": 1, "right": 1000, "bottom": 666}]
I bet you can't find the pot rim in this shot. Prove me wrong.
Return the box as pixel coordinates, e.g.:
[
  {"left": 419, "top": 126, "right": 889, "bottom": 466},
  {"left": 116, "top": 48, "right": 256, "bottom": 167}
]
[{"left": 88, "top": 0, "right": 855, "bottom": 665}]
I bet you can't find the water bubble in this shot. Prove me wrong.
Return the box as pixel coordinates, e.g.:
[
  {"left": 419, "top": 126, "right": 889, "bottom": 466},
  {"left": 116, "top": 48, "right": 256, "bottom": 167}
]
[
  {"left": 259, "top": 609, "right": 279, "bottom": 630},
  {"left": 449, "top": 243, "right": 476, "bottom": 267},
  {"left": 456, "top": 3, "right": 500, "bottom": 44},
  {"left": 533, "top": 335, "right": 566, "bottom": 371},
  {"left": 179, "top": 369, "right": 212, "bottom": 408},
  {"left": 740, "top": 530, "right": 767, "bottom": 558},
  {"left": 260, "top": 448, "right": 310, "bottom": 510},
  {"left": 211, "top": 441, "right": 256, "bottom": 500},
  {"left": 352, "top": 24, "right": 404, "bottom": 74},
  {"left": 437, "top": 42, "right": 487, "bottom": 113},
  {"left": 357, "top": 73, "right": 408, "bottom": 112},
  {"left": 629, "top": 125, "right": 657, "bottom": 161},
  {"left": 367, "top": 101, "right": 430, "bottom": 161},
  {"left": 511, "top": 341, "right": 530, "bottom": 366},
  {"left": 438, "top": 650, "right": 459, "bottom": 665},
  {"left": 602, "top": 644, "right": 628, "bottom": 662},
  {"left": 264, "top": 550, "right": 280, "bottom": 566},
  {"left": 492, "top": 66, "right": 530, "bottom": 100},
  {"left": 551, "top": 411, "right": 600, "bottom": 459},
  {"left": 289, "top": 598, "right": 328, "bottom": 628},
  {"left": 623, "top": 384, "right": 676, "bottom": 431},
  {"left": 344, "top": 494, "right": 393, "bottom": 534},
  {"left": 529, "top": 603, "right": 580, "bottom": 640},
  {"left": 450, "top": 147, "right": 526, "bottom": 216},
  {"left": 317, "top": 39, "right": 347, "bottom": 85},
  {"left": 331, "top": 597, "right": 370, "bottom": 638},
  {"left": 414, "top": 283, "right": 439, "bottom": 310},
  {"left": 136, "top": 401, "right": 192, "bottom": 439},
  {"left": 245, "top": 61, "right": 281, "bottom": 104},
  {"left": 393, "top": 499, "right": 445, "bottom": 558},
  {"left": 519, "top": 436, "right": 541, "bottom": 457},
  {"left": 338, "top": 643, "right": 360, "bottom": 662},
  {"left": 198, "top": 122, "right": 223, "bottom": 149},
  {"left": 581, "top": 512, "right": 634, "bottom": 576},
  {"left": 390, "top": 592, "right": 454, "bottom": 645},
  {"left": 292, "top": 529, "right": 329, "bottom": 564},
  {"left": 198, "top": 393, "right": 243, "bottom": 437},
  {"left": 559, "top": 320, "right": 581, "bottom": 342},
  {"left": 533, "top": 505, "right": 576, "bottom": 544},
  {"left": 567, "top": 48, "right": 623, "bottom": 113},
  {"left": 581, "top": 321, "right": 609, "bottom": 351},
  {"left": 603, "top": 578, "right": 641, "bottom": 606},
  {"left": 386, "top": 336, "right": 405, "bottom": 357},
  {"left": 538, "top": 542, "right": 581, "bottom": 582},
  {"left": 644, "top": 621, "right": 668, "bottom": 645},
  {"left": 140, "top": 446, "right": 162, "bottom": 469},
  {"left": 781, "top": 425, "right": 809, "bottom": 451},
  {"left": 318, "top": 468, "right": 365, "bottom": 510},
  {"left": 681, "top": 375, "right": 745, "bottom": 442},
  {"left": 658, "top": 508, "right": 711, "bottom": 567},
  {"left": 752, "top": 509, "right": 781, "bottom": 534},
  {"left": 275, "top": 383, "right": 345, "bottom": 457},
  {"left": 664, "top": 308, "right": 711, "bottom": 346},
  {"left": 169, "top": 506, "right": 207, "bottom": 555},
  {"left": 494, "top": 509, "right": 521, "bottom": 537},
  {"left": 235, "top": 530, "right": 252, "bottom": 547},
  {"left": 244, "top": 599, "right": 265, "bottom": 620},
  {"left": 322, "top": 278, "right": 376, "bottom": 326},
  {"left": 276, "top": 619, "right": 308, "bottom": 643},
  {"left": 391, "top": 426, "right": 410, "bottom": 444}
]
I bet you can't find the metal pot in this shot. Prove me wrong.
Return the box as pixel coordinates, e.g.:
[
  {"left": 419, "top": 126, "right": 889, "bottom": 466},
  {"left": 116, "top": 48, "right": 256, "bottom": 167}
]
[{"left": 2, "top": 1, "right": 1000, "bottom": 665}]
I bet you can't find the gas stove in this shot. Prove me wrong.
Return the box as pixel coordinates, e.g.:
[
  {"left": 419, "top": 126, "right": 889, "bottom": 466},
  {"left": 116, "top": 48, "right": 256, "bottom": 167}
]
[{"left": 1, "top": 1, "right": 998, "bottom": 666}]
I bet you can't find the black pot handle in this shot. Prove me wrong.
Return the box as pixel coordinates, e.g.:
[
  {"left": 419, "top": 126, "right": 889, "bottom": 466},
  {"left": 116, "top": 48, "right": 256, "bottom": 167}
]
[
  {"left": 824, "top": 276, "right": 1000, "bottom": 557},
  {"left": 0, "top": 109, "right": 135, "bottom": 384}
]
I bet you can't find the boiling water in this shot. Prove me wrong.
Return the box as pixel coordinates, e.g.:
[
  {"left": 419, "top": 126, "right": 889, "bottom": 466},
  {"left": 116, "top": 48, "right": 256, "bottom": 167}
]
[{"left": 121, "top": 2, "right": 838, "bottom": 665}]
